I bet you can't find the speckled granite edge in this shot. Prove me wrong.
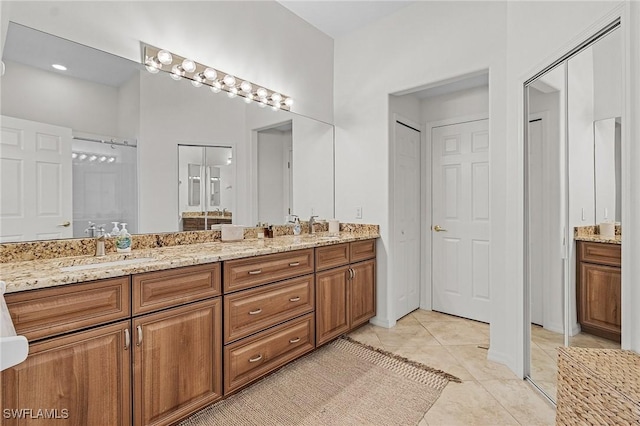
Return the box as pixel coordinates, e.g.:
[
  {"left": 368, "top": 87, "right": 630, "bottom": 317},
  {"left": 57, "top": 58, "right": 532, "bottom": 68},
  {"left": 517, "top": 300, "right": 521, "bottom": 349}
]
[
  {"left": 181, "top": 211, "right": 232, "bottom": 218},
  {"left": 0, "top": 222, "right": 379, "bottom": 263},
  {"left": 574, "top": 225, "right": 622, "bottom": 245},
  {"left": 0, "top": 230, "right": 380, "bottom": 294}
]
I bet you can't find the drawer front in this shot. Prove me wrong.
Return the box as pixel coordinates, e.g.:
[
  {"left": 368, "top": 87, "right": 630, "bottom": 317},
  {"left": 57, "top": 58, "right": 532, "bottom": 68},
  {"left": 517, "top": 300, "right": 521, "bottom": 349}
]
[
  {"left": 224, "top": 275, "right": 314, "bottom": 343},
  {"left": 224, "top": 313, "right": 315, "bottom": 394},
  {"left": 350, "top": 239, "right": 377, "bottom": 263},
  {"left": 133, "top": 263, "right": 221, "bottom": 315},
  {"left": 315, "top": 243, "right": 349, "bottom": 271},
  {"left": 5, "top": 277, "right": 130, "bottom": 342},
  {"left": 578, "top": 241, "right": 621, "bottom": 267},
  {"left": 223, "top": 249, "right": 314, "bottom": 293}
]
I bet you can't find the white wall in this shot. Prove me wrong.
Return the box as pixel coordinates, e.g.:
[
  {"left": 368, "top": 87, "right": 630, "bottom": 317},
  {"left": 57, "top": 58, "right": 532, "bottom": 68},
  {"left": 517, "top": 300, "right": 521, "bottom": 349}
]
[
  {"left": 257, "top": 129, "right": 291, "bottom": 225},
  {"left": 0, "top": 1, "right": 334, "bottom": 124},
  {"left": 1, "top": 60, "right": 120, "bottom": 135},
  {"left": 334, "top": 1, "right": 508, "bottom": 335},
  {"left": 421, "top": 85, "right": 489, "bottom": 123}
]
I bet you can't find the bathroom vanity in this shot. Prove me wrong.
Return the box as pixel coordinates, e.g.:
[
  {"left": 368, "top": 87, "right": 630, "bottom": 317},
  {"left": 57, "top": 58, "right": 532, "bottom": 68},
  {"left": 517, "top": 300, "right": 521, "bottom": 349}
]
[
  {"left": 575, "top": 238, "right": 621, "bottom": 342},
  {"left": 0, "top": 230, "right": 377, "bottom": 426}
]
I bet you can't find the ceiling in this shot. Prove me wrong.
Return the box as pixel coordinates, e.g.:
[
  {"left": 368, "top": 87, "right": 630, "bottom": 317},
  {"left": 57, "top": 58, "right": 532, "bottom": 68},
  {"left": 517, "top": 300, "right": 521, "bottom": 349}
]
[{"left": 278, "top": 1, "right": 414, "bottom": 38}]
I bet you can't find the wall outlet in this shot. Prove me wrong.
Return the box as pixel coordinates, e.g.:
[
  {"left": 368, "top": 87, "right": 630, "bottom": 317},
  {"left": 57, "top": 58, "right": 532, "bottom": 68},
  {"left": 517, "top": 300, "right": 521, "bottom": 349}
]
[{"left": 355, "top": 207, "right": 362, "bottom": 219}]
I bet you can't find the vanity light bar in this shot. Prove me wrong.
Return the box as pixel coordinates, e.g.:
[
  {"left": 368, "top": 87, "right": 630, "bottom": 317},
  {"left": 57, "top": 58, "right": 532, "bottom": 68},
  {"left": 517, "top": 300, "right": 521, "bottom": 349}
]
[{"left": 143, "top": 45, "right": 293, "bottom": 111}]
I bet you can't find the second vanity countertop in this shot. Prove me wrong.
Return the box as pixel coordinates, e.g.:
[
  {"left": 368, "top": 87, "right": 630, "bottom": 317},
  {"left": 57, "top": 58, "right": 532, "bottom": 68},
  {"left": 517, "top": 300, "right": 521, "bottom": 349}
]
[
  {"left": 574, "top": 235, "right": 621, "bottom": 245},
  {"left": 1, "top": 231, "right": 379, "bottom": 294}
]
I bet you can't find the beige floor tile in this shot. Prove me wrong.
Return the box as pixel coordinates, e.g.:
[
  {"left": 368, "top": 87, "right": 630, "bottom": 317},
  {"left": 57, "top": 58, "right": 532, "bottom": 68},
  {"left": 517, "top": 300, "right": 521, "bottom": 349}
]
[
  {"left": 530, "top": 344, "right": 557, "bottom": 384},
  {"left": 569, "top": 333, "right": 621, "bottom": 349},
  {"left": 531, "top": 326, "right": 564, "bottom": 353},
  {"left": 347, "top": 325, "right": 383, "bottom": 347},
  {"left": 374, "top": 328, "right": 441, "bottom": 348},
  {"left": 422, "top": 321, "right": 489, "bottom": 346},
  {"left": 411, "top": 309, "right": 473, "bottom": 325},
  {"left": 422, "top": 381, "right": 519, "bottom": 426},
  {"left": 446, "top": 345, "right": 519, "bottom": 381},
  {"left": 480, "top": 379, "right": 556, "bottom": 426},
  {"left": 389, "top": 345, "right": 475, "bottom": 381}
]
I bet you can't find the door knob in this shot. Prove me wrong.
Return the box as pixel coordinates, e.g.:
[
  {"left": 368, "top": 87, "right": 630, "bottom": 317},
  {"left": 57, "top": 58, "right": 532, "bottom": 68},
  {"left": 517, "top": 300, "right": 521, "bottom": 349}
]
[
  {"left": 58, "top": 221, "right": 71, "bottom": 227},
  {"left": 432, "top": 225, "right": 447, "bottom": 232}
]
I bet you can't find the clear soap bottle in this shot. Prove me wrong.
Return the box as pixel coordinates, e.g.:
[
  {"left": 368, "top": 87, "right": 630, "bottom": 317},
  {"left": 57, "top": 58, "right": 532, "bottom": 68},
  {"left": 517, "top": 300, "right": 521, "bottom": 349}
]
[{"left": 116, "top": 223, "right": 131, "bottom": 253}]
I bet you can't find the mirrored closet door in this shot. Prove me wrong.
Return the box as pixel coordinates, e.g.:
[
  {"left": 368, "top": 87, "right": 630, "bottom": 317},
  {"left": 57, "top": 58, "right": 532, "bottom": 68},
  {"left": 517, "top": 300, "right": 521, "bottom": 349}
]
[{"left": 525, "top": 21, "right": 623, "bottom": 402}]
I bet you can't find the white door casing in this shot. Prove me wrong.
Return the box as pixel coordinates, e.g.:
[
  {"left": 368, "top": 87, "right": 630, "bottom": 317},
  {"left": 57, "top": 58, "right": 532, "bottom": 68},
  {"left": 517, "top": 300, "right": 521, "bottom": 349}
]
[
  {"left": 432, "top": 119, "right": 490, "bottom": 323},
  {"left": 528, "top": 118, "right": 544, "bottom": 326},
  {"left": 0, "top": 116, "right": 73, "bottom": 242},
  {"left": 393, "top": 119, "right": 421, "bottom": 319}
]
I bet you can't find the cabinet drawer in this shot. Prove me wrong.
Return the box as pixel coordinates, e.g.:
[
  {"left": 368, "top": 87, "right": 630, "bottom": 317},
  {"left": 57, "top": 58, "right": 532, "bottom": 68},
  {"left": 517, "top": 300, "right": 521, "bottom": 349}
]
[
  {"left": 350, "top": 239, "right": 377, "bottom": 263},
  {"left": 224, "top": 313, "right": 315, "bottom": 394},
  {"left": 5, "top": 277, "right": 130, "bottom": 342},
  {"left": 224, "top": 275, "right": 314, "bottom": 343},
  {"left": 315, "top": 243, "right": 349, "bottom": 271},
  {"left": 578, "top": 241, "right": 621, "bottom": 267},
  {"left": 223, "top": 249, "right": 314, "bottom": 293},
  {"left": 133, "top": 263, "right": 221, "bottom": 315}
]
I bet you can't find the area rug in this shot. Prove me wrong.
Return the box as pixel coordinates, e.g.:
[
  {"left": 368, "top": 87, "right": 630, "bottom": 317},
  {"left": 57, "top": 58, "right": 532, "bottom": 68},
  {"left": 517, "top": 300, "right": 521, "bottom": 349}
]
[{"left": 180, "top": 336, "right": 461, "bottom": 426}]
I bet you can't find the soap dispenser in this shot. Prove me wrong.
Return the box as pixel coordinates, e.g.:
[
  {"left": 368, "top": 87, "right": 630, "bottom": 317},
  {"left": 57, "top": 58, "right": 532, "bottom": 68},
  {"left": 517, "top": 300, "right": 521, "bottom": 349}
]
[
  {"left": 291, "top": 215, "right": 301, "bottom": 236},
  {"left": 116, "top": 223, "right": 132, "bottom": 253},
  {"left": 111, "top": 222, "right": 120, "bottom": 237}
]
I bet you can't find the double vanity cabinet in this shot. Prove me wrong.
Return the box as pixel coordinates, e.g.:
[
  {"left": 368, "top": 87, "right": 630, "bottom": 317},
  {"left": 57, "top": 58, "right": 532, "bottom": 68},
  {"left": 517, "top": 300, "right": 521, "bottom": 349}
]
[{"left": 1, "top": 238, "right": 376, "bottom": 426}]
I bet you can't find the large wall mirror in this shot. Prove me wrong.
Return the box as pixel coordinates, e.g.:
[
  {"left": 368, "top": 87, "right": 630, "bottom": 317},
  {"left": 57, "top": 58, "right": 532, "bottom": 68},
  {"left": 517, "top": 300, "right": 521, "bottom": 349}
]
[
  {"left": 524, "top": 22, "right": 623, "bottom": 402},
  {"left": 0, "top": 22, "right": 335, "bottom": 242}
]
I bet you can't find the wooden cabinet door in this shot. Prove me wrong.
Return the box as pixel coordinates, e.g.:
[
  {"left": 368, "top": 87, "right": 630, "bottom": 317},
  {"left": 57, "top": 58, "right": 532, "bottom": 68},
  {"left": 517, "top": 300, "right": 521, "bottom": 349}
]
[
  {"left": 1, "top": 321, "right": 131, "bottom": 426},
  {"left": 350, "top": 259, "right": 376, "bottom": 329},
  {"left": 578, "top": 263, "right": 621, "bottom": 342},
  {"left": 133, "top": 298, "right": 222, "bottom": 426},
  {"left": 315, "top": 266, "right": 350, "bottom": 346}
]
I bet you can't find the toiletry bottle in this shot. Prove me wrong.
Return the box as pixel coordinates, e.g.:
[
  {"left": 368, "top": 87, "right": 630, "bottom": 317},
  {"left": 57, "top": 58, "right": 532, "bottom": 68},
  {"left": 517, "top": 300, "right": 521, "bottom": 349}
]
[
  {"left": 292, "top": 216, "right": 301, "bottom": 236},
  {"left": 111, "top": 222, "right": 120, "bottom": 237},
  {"left": 116, "top": 223, "right": 132, "bottom": 253}
]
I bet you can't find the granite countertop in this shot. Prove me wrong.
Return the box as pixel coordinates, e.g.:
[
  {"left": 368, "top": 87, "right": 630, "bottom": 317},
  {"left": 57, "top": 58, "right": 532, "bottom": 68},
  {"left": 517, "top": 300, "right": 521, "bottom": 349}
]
[
  {"left": 0, "top": 231, "right": 379, "bottom": 294},
  {"left": 574, "top": 234, "right": 621, "bottom": 245}
]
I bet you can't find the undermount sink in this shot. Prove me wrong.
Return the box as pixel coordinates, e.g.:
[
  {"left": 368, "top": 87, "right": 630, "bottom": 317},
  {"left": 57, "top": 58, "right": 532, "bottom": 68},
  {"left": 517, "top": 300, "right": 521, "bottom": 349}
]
[{"left": 60, "top": 257, "right": 156, "bottom": 272}]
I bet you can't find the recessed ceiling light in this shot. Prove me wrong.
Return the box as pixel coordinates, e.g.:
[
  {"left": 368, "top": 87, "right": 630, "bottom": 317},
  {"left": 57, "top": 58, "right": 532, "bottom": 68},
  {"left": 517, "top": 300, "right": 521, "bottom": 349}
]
[{"left": 52, "top": 64, "right": 67, "bottom": 71}]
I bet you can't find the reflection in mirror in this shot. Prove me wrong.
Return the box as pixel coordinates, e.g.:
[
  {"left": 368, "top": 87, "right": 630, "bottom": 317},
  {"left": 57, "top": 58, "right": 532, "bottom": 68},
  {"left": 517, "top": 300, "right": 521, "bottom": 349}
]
[
  {"left": 0, "top": 22, "right": 335, "bottom": 241},
  {"left": 594, "top": 117, "right": 622, "bottom": 223},
  {"left": 179, "top": 145, "right": 233, "bottom": 231},
  {"left": 525, "top": 24, "right": 623, "bottom": 403},
  {"left": 527, "top": 62, "right": 566, "bottom": 401},
  {"left": 257, "top": 121, "right": 292, "bottom": 224}
]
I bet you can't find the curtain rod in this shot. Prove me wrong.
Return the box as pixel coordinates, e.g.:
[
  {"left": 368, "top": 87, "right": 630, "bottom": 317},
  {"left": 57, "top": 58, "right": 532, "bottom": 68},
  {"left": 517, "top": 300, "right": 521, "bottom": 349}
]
[{"left": 72, "top": 136, "right": 137, "bottom": 148}]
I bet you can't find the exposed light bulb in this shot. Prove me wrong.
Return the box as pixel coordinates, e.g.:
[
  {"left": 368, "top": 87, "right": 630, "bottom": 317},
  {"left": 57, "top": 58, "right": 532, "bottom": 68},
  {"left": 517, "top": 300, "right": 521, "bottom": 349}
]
[
  {"left": 71, "top": 152, "right": 78, "bottom": 159},
  {"left": 79, "top": 154, "right": 87, "bottom": 160},
  {"left": 257, "top": 87, "right": 268, "bottom": 99},
  {"left": 108, "top": 157, "right": 116, "bottom": 163},
  {"left": 210, "top": 81, "right": 222, "bottom": 93},
  {"left": 170, "top": 64, "right": 184, "bottom": 80},
  {"left": 259, "top": 98, "right": 269, "bottom": 108},
  {"left": 52, "top": 64, "right": 67, "bottom": 71},
  {"left": 145, "top": 64, "right": 160, "bottom": 74},
  {"left": 89, "top": 155, "right": 98, "bottom": 162},
  {"left": 145, "top": 57, "right": 161, "bottom": 73},
  {"left": 271, "top": 93, "right": 282, "bottom": 103},
  {"left": 240, "top": 81, "right": 252, "bottom": 93},
  {"left": 191, "top": 73, "right": 205, "bottom": 88},
  {"left": 227, "top": 157, "right": 232, "bottom": 165},
  {"left": 227, "top": 87, "right": 238, "bottom": 98},
  {"left": 157, "top": 50, "right": 173, "bottom": 65},
  {"left": 99, "top": 155, "right": 107, "bottom": 162},
  {"left": 203, "top": 68, "right": 217, "bottom": 80},
  {"left": 223, "top": 74, "right": 236, "bottom": 87},
  {"left": 284, "top": 98, "right": 294, "bottom": 107},
  {"left": 258, "top": 101, "right": 266, "bottom": 108},
  {"left": 244, "top": 93, "right": 254, "bottom": 104},
  {"left": 182, "top": 58, "right": 197, "bottom": 73}
]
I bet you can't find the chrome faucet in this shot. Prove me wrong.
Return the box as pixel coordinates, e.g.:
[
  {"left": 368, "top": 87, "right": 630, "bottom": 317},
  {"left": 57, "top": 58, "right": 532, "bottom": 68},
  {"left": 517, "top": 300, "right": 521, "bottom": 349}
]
[
  {"left": 85, "top": 221, "right": 96, "bottom": 238},
  {"left": 95, "top": 225, "right": 107, "bottom": 257},
  {"left": 308, "top": 216, "right": 318, "bottom": 234}
]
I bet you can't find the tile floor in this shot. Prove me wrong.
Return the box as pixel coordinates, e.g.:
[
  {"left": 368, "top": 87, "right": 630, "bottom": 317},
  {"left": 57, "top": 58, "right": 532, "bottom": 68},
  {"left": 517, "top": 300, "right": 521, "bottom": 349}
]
[
  {"left": 347, "top": 310, "right": 557, "bottom": 426},
  {"left": 529, "top": 324, "right": 621, "bottom": 400}
]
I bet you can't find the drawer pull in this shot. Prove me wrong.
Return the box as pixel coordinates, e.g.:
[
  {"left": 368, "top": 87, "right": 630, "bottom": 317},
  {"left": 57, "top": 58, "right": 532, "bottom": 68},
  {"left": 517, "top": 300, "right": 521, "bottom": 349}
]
[
  {"left": 289, "top": 296, "right": 301, "bottom": 302},
  {"left": 248, "top": 269, "right": 262, "bottom": 275},
  {"left": 136, "top": 325, "right": 143, "bottom": 346},
  {"left": 249, "top": 354, "right": 263, "bottom": 363},
  {"left": 289, "top": 262, "right": 300, "bottom": 267},
  {"left": 124, "top": 328, "right": 130, "bottom": 350},
  {"left": 289, "top": 337, "right": 301, "bottom": 344},
  {"left": 249, "top": 308, "right": 262, "bottom": 315}
]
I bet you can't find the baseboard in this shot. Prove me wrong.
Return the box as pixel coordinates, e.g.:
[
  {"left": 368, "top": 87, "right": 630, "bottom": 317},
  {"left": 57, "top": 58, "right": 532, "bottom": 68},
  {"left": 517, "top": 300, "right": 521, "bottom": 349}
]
[
  {"left": 370, "top": 316, "right": 395, "bottom": 329},
  {"left": 544, "top": 322, "right": 564, "bottom": 335},
  {"left": 570, "top": 322, "right": 581, "bottom": 337}
]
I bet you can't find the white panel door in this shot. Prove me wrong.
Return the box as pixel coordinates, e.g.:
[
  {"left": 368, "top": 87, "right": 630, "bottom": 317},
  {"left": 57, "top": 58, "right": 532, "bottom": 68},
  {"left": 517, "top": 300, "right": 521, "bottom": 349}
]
[
  {"left": 432, "top": 119, "right": 490, "bottom": 323},
  {"left": 394, "top": 120, "right": 421, "bottom": 319},
  {"left": 0, "top": 116, "right": 73, "bottom": 242}
]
